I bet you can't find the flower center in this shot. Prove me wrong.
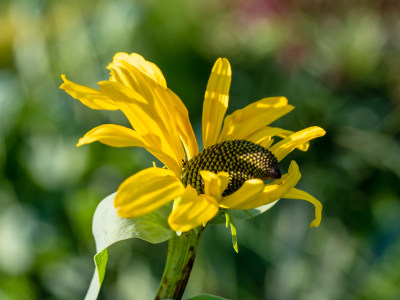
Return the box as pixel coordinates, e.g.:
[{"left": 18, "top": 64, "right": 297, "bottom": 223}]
[{"left": 181, "top": 140, "right": 281, "bottom": 196}]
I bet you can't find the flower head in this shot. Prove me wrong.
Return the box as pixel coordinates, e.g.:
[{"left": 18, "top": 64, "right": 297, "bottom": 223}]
[{"left": 60, "top": 53, "right": 325, "bottom": 232}]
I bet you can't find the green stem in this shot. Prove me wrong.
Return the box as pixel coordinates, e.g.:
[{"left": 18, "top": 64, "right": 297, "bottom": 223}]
[{"left": 155, "top": 227, "right": 205, "bottom": 300}]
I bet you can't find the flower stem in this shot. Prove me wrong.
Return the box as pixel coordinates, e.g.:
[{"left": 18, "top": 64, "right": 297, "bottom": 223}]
[{"left": 155, "top": 227, "right": 205, "bottom": 300}]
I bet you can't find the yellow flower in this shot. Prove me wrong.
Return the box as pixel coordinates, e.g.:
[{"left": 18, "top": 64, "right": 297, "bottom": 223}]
[{"left": 60, "top": 53, "right": 325, "bottom": 232}]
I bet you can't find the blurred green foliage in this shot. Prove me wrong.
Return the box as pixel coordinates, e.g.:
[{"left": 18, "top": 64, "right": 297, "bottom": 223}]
[{"left": 1, "top": 0, "right": 400, "bottom": 299}]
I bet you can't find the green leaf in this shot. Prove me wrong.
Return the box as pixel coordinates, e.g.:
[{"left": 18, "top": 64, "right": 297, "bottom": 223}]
[
  {"left": 224, "top": 211, "right": 238, "bottom": 253},
  {"left": 186, "top": 294, "right": 231, "bottom": 300},
  {"left": 85, "top": 193, "right": 174, "bottom": 300},
  {"left": 210, "top": 200, "right": 279, "bottom": 224}
]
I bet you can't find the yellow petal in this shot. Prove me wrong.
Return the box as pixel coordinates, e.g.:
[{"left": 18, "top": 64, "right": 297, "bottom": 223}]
[
  {"left": 219, "top": 97, "right": 294, "bottom": 142},
  {"left": 220, "top": 179, "right": 265, "bottom": 209},
  {"left": 168, "top": 185, "right": 219, "bottom": 232},
  {"left": 60, "top": 75, "right": 119, "bottom": 110},
  {"left": 76, "top": 124, "right": 147, "bottom": 147},
  {"left": 270, "top": 126, "right": 326, "bottom": 161},
  {"left": 229, "top": 160, "right": 301, "bottom": 210},
  {"left": 199, "top": 170, "right": 229, "bottom": 201},
  {"left": 170, "top": 89, "right": 199, "bottom": 160},
  {"left": 109, "top": 52, "right": 167, "bottom": 88},
  {"left": 107, "top": 57, "right": 199, "bottom": 162},
  {"left": 108, "top": 54, "right": 198, "bottom": 160},
  {"left": 99, "top": 81, "right": 184, "bottom": 174},
  {"left": 157, "top": 87, "right": 199, "bottom": 160},
  {"left": 99, "top": 80, "right": 168, "bottom": 135},
  {"left": 114, "top": 167, "right": 184, "bottom": 218},
  {"left": 76, "top": 124, "right": 180, "bottom": 174},
  {"left": 246, "top": 127, "right": 292, "bottom": 144},
  {"left": 282, "top": 188, "right": 323, "bottom": 228},
  {"left": 246, "top": 127, "right": 309, "bottom": 151},
  {"left": 202, "top": 58, "right": 232, "bottom": 148}
]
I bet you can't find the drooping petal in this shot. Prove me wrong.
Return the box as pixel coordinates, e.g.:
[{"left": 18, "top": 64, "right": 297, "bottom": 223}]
[
  {"left": 76, "top": 124, "right": 181, "bottom": 173},
  {"left": 270, "top": 126, "right": 326, "bottom": 161},
  {"left": 107, "top": 54, "right": 198, "bottom": 161},
  {"left": 282, "top": 188, "right": 322, "bottom": 228},
  {"left": 246, "top": 127, "right": 309, "bottom": 151},
  {"left": 109, "top": 52, "right": 167, "bottom": 88},
  {"left": 109, "top": 54, "right": 198, "bottom": 159},
  {"left": 99, "top": 80, "right": 168, "bottom": 137},
  {"left": 154, "top": 87, "right": 199, "bottom": 160},
  {"left": 227, "top": 160, "right": 301, "bottom": 210},
  {"left": 200, "top": 170, "right": 229, "bottom": 201},
  {"left": 98, "top": 81, "right": 183, "bottom": 174},
  {"left": 220, "top": 179, "right": 265, "bottom": 209},
  {"left": 202, "top": 58, "right": 232, "bottom": 148},
  {"left": 114, "top": 167, "right": 184, "bottom": 218},
  {"left": 60, "top": 75, "right": 118, "bottom": 110},
  {"left": 219, "top": 97, "right": 294, "bottom": 142},
  {"left": 168, "top": 185, "right": 219, "bottom": 232},
  {"left": 169, "top": 89, "right": 199, "bottom": 160},
  {"left": 76, "top": 124, "right": 148, "bottom": 148}
]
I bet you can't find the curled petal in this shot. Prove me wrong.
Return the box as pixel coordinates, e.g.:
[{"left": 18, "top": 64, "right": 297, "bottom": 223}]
[
  {"left": 220, "top": 179, "right": 265, "bottom": 209},
  {"left": 167, "top": 89, "right": 199, "bottom": 160},
  {"left": 106, "top": 55, "right": 199, "bottom": 161},
  {"left": 199, "top": 170, "right": 229, "bottom": 201},
  {"left": 168, "top": 185, "right": 219, "bottom": 232},
  {"left": 282, "top": 188, "right": 323, "bottom": 228},
  {"left": 98, "top": 81, "right": 153, "bottom": 133},
  {"left": 99, "top": 81, "right": 183, "bottom": 174},
  {"left": 77, "top": 124, "right": 147, "bottom": 148},
  {"left": 219, "top": 97, "right": 294, "bottom": 142},
  {"left": 60, "top": 75, "right": 118, "bottom": 110},
  {"left": 202, "top": 58, "right": 232, "bottom": 148},
  {"left": 245, "top": 127, "right": 286, "bottom": 146},
  {"left": 109, "top": 53, "right": 198, "bottom": 160},
  {"left": 77, "top": 124, "right": 181, "bottom": 174},
  {"left": 230, "top": 160, "right": 301, "bottom": 210},
  {"left": 114, "top": 168, "right": 184, "bottom": 218},
  {"left": 246, "top": 127, "right": 309, "bottom": 151},
  {"left": 270, "top": 126, "right": 326, "bottom": 161},
  {"left": 109, "top": 52, "right": 167, "bottom": 88}
]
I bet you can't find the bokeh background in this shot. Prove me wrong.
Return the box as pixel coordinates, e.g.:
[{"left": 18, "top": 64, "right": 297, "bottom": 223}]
[{"left": 1, "top": 0, "right": 400, "bottom": 299}]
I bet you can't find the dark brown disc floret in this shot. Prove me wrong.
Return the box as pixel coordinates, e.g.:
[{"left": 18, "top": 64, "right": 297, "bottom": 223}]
[{"left": 181, "top": 140, "right": 281, "bottom": 196}]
